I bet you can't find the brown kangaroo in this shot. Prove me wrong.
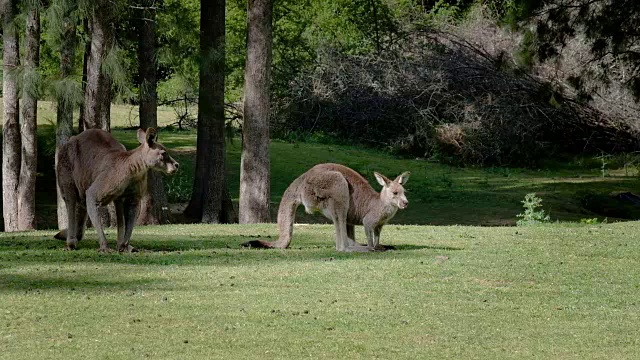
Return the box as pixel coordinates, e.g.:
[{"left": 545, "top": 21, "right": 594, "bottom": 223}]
[
  {"left": 242, "top": 163, "right": 410, "bottom": 252},
  {"left": 55, "top": 128, "right": 179, "bottom": 252}
]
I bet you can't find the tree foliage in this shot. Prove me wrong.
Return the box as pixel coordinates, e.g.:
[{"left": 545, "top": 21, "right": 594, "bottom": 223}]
[{"left": 515, "top": 0, "right": 640, "bottom": 99}]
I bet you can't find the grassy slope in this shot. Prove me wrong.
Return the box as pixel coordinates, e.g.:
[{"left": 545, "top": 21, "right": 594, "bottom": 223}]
[
  {"left": 1, "top": 222, "right": 639, "bottom": 359},
  {"left": 24, "top": 101, "right": 640, "bottom": 227},
  {"left": 118, "top": 128, "right": 639, "bottom": 226},
  {"left": 27, "top": 100, "right": 179, "bottom": 128}
]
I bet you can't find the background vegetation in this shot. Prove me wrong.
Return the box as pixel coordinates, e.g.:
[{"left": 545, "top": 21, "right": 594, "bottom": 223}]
[
  {"left": 3, "top": 0, "right": 640, "bottom": 228},
  {"left": 11, "top": 0, "right": 640, "bottom": 168}
]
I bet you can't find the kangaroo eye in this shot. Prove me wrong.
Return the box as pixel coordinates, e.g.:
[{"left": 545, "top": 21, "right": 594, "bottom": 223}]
[{"left": 393, "top": 191, "right": 398, "bottom": 195}]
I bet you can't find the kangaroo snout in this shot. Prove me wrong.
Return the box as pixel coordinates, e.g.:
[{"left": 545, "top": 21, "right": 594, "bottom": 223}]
[
  {"left": 399, "top": 199, "right": 408, "bottom": 209},
  {"left": 167, "top": 161, "right": 179, "bottom": 175}
]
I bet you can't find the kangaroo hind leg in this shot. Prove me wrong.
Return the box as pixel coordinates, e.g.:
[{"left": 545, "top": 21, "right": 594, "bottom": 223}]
[
  {"left": 346, "top": 224, "right": 364, "bottom": 247},
  {"left": 317, "top": 173, "right": 370, "bottom": 253},
  {"left": 85, "top": 183, "right": 112, "bottom": 252},
  {"left": 62, "top": 192, "right": 79, "bottom": 250}
]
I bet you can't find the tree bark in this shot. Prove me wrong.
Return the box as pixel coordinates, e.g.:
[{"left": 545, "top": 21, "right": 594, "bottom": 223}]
[
  {"left": 56, "top": 0, "right": 78, "bottom": 230},
  {"left": 78, "top": 19, "right": 90, "bottom": 133},
  {"left": 239, "top": 0, "right": 273, "bottom": 224},
  {"left": 18, "top": 6, "right": 41, "bottom": 231},
  {"left": 185, "top": 0, "right": 237, "bottom": 223},
  {"left": 137, "top": 0, "right": 171, "bottom": 225},
  {"left": 2, "top": 0, "right": 21, "bottom": 232},
  {"left": 83, "top": 2, "right": 113, "bottom": 132},
  {"left": 84, "top": 3, "right": 116, "bottom": 226}
]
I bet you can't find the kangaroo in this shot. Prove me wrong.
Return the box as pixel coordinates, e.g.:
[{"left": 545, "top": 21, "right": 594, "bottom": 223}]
[
  {"left": 242, "top": 163, "right": 410, "bottom": 252},
  {"left": 55, "top": 128, "right": 179, "bottom": 252}
]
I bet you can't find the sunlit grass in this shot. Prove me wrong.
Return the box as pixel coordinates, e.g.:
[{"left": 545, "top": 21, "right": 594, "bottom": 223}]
[
  {"left": 1, "top": 222, "right": 640, "bottom": 359},
  {"left": 0, "top": 100, "right": 179, "bottom": 128}
]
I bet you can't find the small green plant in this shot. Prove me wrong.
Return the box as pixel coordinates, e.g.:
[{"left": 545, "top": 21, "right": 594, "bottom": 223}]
[
  {"left": 439, "top": 173, "right": 454, "bottom": 189},
  {"left": 516, "top": 192, "right": 550, "bottom": 226},
  {"left": 580, "top": 217, "right": 607, "bottom": 225},
  {"left": 594, "top": 152, "right": 611, "bottom": 178}
]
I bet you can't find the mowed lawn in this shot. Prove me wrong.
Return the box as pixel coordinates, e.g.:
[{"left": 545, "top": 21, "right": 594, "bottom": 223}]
[
  {"left": 1, "top": 222, "right": 640, "bottom": 359},
  {"left": 3, "top": 101, "right": 640, "bottom": 358}
]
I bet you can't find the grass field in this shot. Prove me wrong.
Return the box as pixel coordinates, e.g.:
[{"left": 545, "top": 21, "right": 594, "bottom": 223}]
[
  {"left": 1, "top": 222, "right": 640, "bottom": 359},
  {"left": 28, "top": 100, "right": 180, "bottom": 128},
  {"left": 3, "top": 101, "right": 640, "bottom": 358}
]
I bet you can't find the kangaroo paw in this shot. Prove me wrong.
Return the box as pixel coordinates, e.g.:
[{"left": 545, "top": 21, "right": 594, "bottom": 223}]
[
  {"left": 63, "top": 245, "right": 76, "bottom": 251},
  {"left": 97, "top": 247, "right": 114, "bottom": 253}
]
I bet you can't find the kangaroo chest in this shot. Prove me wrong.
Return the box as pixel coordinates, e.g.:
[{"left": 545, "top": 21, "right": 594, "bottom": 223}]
[{"left": 94, "top": 173, "right": 147, "bottom": 205}]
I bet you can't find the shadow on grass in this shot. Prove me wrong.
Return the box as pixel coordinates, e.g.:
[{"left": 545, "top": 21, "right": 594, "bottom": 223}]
[
  {"left": 0, "top": 232, "right": 461, "bottom": 268},
  {"left": 392, "top": 244, "right": 464, "bottom": 251},
  {"left": 0, "top": 273, "right": 164, "bottom": 292}
]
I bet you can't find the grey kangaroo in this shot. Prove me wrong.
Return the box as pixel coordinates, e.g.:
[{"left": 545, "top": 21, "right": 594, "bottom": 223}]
[
  {"left": 55, "top": 128, "right": 178, "bottom": 252},
  {"left": 243, "top": 163, "right": 410, "bottom": 252}
]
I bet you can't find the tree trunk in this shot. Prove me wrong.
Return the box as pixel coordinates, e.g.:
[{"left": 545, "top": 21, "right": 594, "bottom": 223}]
[
  {"left": 78, "top": 19, "right": 90, "bottom": 133},
  {"left": 84, "top": 3, "right": 116, "bottom": 226},
  {"left": 83, "top": 3, "right": 113, "bottom": 132},
  {"left": 2, "top": 0, "right": 21, "bottom": 232},
  {"left": 185, "top": 0, "right": 236, "bottom": 223},
  {"left": 239, "top": 0, "right": 273, "bottom": 224},
  {"left": 18, "top": 6, "right": 41, "bottom": 231},
  {"left": 137, "top": 0, "right": 170, "bottom": 225},
  {"left": 56, "top": 0, "right": 78, "bottom": 230}
]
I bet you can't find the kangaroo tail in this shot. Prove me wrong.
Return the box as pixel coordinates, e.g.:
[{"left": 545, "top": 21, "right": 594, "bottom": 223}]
[{"left": 242, "top": 178, "right": 302, "bottom": 249}]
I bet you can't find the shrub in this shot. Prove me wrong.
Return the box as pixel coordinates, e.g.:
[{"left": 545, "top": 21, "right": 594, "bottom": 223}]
[
  {"left": 516, "top": 193, "right": 550, "bottom": 226},
  {"left": 271, "top": 6, "right": 640, "bottom": 166}
]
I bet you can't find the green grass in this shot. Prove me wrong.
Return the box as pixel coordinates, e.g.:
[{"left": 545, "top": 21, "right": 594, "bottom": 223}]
[
  {"left": 6, "top": 102, "right": 640, "bottom": 358},
  {"left": 1, "top": 222, "right": 640, "bottom": 359},
  {"left": 113, "top": 128, "right": 640, "bottom": 226},
  {"left": 19, "top": 100, "right": 180, "bottom": 128},
  {"left": 31, "top": 110, "right": 640, "bottom": 228}
]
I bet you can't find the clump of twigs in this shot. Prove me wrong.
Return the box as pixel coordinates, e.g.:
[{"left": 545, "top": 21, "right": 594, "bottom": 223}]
[{"left": 272, "top": 27, "right": 640, "bottom": 166}]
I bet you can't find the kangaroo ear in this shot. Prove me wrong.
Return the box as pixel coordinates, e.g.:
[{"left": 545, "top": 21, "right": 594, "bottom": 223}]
[
  {"left": 394, "top": 171, "right": 411, "bottom": 185},
  {"left": 145, "top": 128, "right": 158, "bottom": 146},
  {"left": 374, "top": 172, "right": 390, "bottom": 187},
  {"left": 136, "top": 128, "right": 146, "bottom": 144}
]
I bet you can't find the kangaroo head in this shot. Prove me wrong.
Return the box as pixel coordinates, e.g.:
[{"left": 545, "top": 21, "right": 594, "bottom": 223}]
[
  {"left": 136, "top": 128, "right": 179, "bottom": 175},
  {"left": 374, "top": 171, "right": 411, "bottom": 209}
]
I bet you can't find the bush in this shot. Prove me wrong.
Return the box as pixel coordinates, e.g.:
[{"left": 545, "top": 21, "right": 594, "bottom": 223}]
[
  {"left": 271, "top": 7, "right": 640, "bottom": 166},
  {"left": 516, "top": 193, "right": 550, "bottom": 226}
]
